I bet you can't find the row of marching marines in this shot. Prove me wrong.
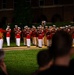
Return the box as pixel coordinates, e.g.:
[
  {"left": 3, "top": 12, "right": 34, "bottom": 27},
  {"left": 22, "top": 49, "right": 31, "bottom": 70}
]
[{"left": 0, "top": 24, "right": 74, "bottom": 49}]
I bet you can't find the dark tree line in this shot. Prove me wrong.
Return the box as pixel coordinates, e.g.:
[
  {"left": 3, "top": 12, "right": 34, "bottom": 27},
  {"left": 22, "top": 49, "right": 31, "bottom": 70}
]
[{"left": 13, "top": 0, "right": 33, "bottom": 27}]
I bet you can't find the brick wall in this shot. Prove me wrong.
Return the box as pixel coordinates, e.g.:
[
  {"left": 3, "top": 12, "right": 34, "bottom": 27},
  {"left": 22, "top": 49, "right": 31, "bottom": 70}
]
[{"left": 0, "top": 0, "right": 74, "bottom": 23}]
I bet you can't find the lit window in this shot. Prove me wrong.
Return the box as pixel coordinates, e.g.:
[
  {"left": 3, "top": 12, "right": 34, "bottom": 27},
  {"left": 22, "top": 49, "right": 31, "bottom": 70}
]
[
  {"left": 2, "top": 0, "right": 7, "bottom": 9},
  {"left": 39, "top": 0, "right": 45, "bottom": 6}
]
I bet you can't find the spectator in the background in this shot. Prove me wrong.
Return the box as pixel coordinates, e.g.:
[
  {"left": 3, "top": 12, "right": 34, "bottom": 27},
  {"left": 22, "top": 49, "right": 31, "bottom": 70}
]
[
  {"left": 32, "top": 50, "right": 53, "bottom": 75},
  {"left": 38, "top": 30, "right": 73, "bottom": 75},
  {"left": 0, "top": 49, "right": 8, "bottom": 75}
]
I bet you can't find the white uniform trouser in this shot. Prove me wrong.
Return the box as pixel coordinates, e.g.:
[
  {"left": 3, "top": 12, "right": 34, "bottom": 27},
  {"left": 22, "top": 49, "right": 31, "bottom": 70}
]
[
  {"left": 16, "top": 38, "right": 20, "bottom": 46},
  {"left": 38, "top": 39, "right": 42, "bottom": 47},
  {"left": 0, "top": 39, "right": 3, "bottom": 49},
  {"left": 27, "top": 39, "right": 30, "bottom": 47},
  {"left": 6, "top": 37, "right": 10, "bottom": 46}
]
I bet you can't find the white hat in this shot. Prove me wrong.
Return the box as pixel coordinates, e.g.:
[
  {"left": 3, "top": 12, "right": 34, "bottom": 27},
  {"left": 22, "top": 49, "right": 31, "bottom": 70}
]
[
  {"left": 7, "top": 25, "right": 10, "bottom": 27},
  {"left": 37, "top": 27, "right": 39, "bottom": 29},
  {"left": 25, "top": 25, "right": 28, "bottom": 28},
  {"left": 65, "top": 25, "right": 68, "bottom": 28},
  {"left": 60, "top": 27, "right": 63, "bottom": 29},
  {"left": 15, "top": 25, "right": 18, "bottom": 26},
  {"left": 18, "top": 27, "right": 21, "bottom": 29},
  {"left": 32, "top": 25, "right": 35, "bottom": 28},
  {"left": 53, "top": 25, "right": 56, "bottom": 27},
  {"left": 68, "top": 25, "right": 71, "bottom": 27},
  {"left": 45, "top": 26, "right": 48, "bottom": 28}
]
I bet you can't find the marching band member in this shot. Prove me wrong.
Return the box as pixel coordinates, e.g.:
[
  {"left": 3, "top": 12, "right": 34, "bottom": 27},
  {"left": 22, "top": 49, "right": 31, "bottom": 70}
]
[
  {"left": 31, "top": 26, "right": 37, "bottom": 46},
  {"left": 36, "top": 26, "right": 39, "bottom": 47},
  {"left": 22, "top": 26, "right": 27, "bottom": 46},
  {"left": 0, "top": 28, "right": 5, "bottom": 49},
  {"left": 14, "top": 25, "right": 18, "bottom": 38},
  {"left": 6, "top": 26, "right": 11, "bottom": 46},
  {"left": 44, "top": 26, "right": 48, "bottom": 46},
  {"left": 14, "top": 25, "right": 18, "bottom": 45},
  {"left": 41, "top": 27, "right": 45, "bottom": 46},
  {"left": 26, "top": 27, "right": 32, "bottom": 48},
  {"left": 14, "top": 25, "right": 18, "bottom": 33},
  {"left": 37, "top": 27, "right": 43, "bottom": 48},
  {"left": 15, "top": 27, "right": 21, "bottom": 46},
  {"left": 46, "top": 29, "right": 52, "bottom": 47}
]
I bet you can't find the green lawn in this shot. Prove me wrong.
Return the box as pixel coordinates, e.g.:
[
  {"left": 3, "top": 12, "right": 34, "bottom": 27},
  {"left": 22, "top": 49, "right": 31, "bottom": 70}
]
[
  {"left": 3, "top": 49, "right": 74, "bottom": 75},
  {"left": 4, "top": 50, "right": 41, "bottom": 75}
]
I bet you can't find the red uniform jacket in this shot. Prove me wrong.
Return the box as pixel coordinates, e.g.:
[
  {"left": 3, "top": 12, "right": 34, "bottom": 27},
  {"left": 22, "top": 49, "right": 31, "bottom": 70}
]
[
  {"left": 38, "top": 33, "right": 43, "bottom": 39},
  {"left": 6, "top": 29, "right": 11, "bottom": 37},
  {"left": 0, "top": 28, "right": 6, "bottom": 39},
  {"left": 23, "top": 29, "right": 27, "bottom": 37},
  {"left": 14, "top": 28, "right": 18, "bottom": 32},
  {"left": 46, "top": 32, "right": 52, "bottom": 40},
  {"left": 72, "top": 33, "right": 74, "bottom": 39},
  {"left": 14, "top": 28, "right": 18, "bottom": 36},
  {"left": 26, "top": 31, "right": 32, "bottom": 39},
  {"left": 32, "top": 30, "right": 37, "bottom": 37},
  {"left": 15, "top": 30, "right": 21, "bottom": 38}
]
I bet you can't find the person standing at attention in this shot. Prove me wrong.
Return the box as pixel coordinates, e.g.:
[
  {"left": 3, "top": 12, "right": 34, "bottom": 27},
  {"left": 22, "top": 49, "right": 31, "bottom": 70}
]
[
  {"left": 6, "top": 25, "right": 11, "bottom": 46},
  {"left": 0, "top": 26, "right": 5, "bottom": 49},
  {"left": 15, "top": 27, "right": 21, "bottom": 46}
]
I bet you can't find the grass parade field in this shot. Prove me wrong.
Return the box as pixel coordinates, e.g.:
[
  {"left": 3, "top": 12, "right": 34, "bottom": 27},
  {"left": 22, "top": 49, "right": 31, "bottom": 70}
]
[{"left": 5, "top": 50, "right": 40, "bottom": 75}]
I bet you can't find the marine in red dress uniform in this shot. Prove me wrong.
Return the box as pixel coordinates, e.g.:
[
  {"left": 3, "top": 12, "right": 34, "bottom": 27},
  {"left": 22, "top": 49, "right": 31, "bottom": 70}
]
[
  {"left": 26, "top": 28, "right": 32, "bottom": 48},
  {"left": 46, "top": 28, "right": 53, "bottom": 47},
  {"left": 44, "top": 26, "right": 48, "bottom": 46},
  {"left": 0, "top": 28, "right": 6, "bottom": 49},
  {"left": 6, "top": 26, "right": 11, "bottom": 46},
  {"left": 14, "top": 25, "right": 18, "bottom": 38},
  {"left": 37, "top": 27, "right": 43, "bottom": 48},
  {"left": 22, "top": 26, "right": 27, "bottom": 46},
  {"left": 15, "top": 27, "right": 21, "bottom": 46},
  {"left": 42, "top": 27, "right": 45, "bottom": 46},
  {"left": 31, "top": 27, "right": 37, "bottom": 46}
]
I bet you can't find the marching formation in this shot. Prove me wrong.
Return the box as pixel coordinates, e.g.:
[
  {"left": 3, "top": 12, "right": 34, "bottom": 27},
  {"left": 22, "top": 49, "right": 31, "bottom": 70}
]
[{"left": 0, "top": 24, "right": 74, "bottom": 49}]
